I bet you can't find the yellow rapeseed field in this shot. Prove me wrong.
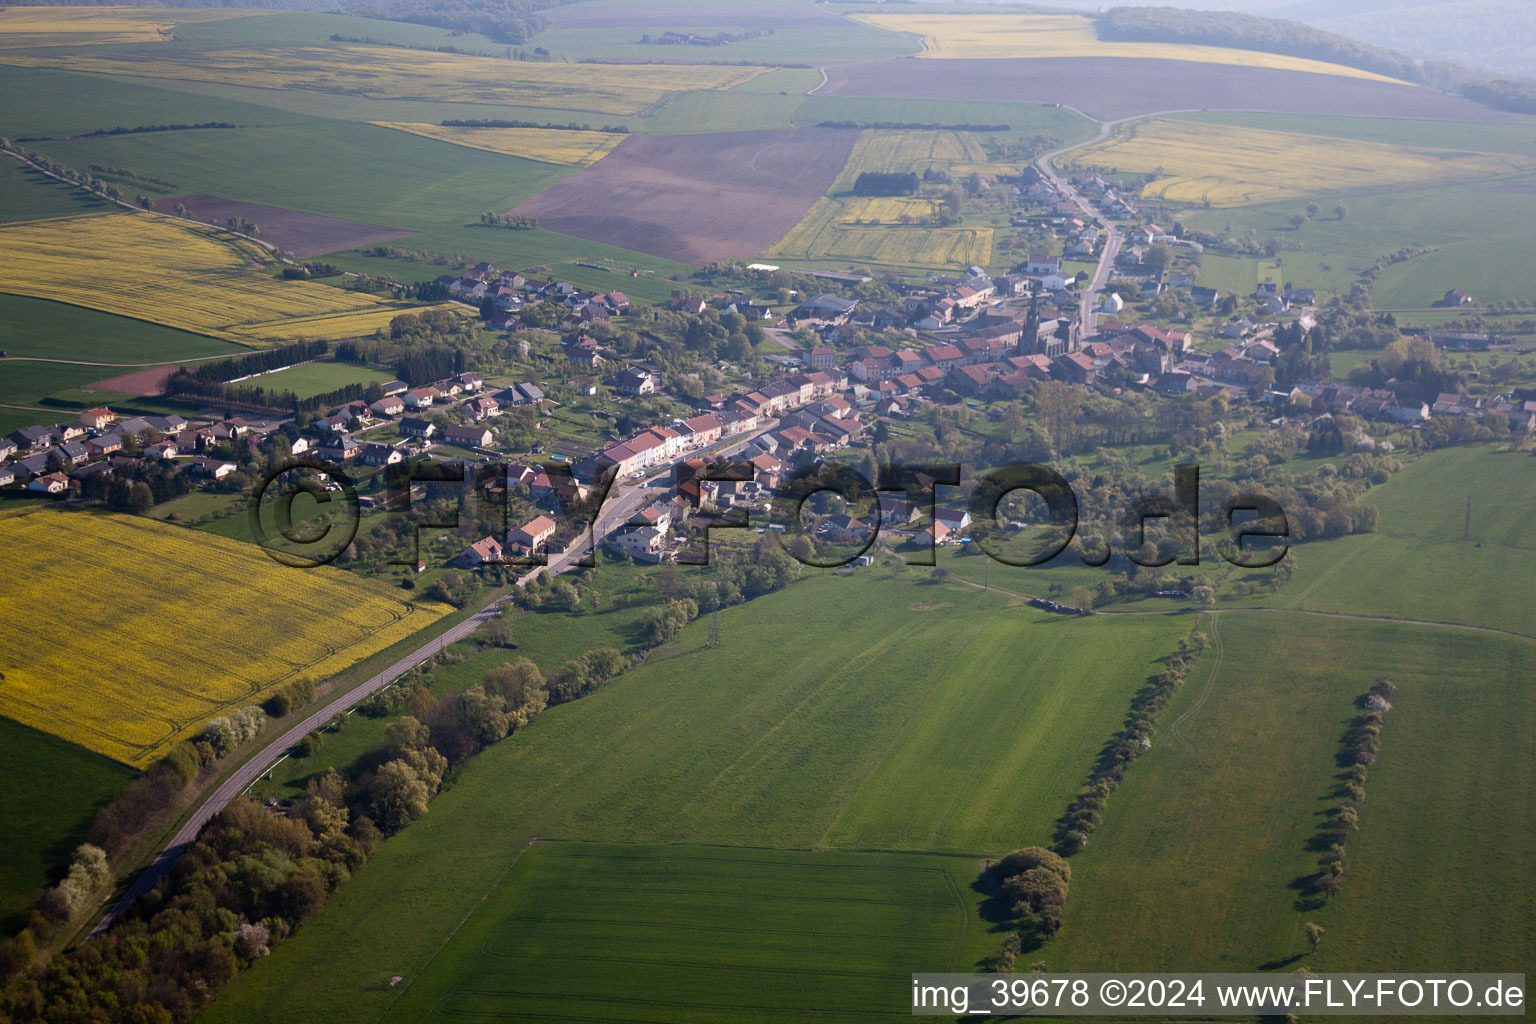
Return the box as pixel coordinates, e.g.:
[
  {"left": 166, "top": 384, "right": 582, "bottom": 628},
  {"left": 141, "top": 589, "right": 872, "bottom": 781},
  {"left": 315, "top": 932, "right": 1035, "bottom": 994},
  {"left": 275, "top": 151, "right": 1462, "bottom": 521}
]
[
  {"left": 0, "top": 45, "right": 768, "bottom": 114},
  {"left": 1068, "top": 119, "right": 1536, "bottom": 206},
  {"left": 768, "top": 196, "right": 992, "bottom": 271},
  {"left": 371, "top": 122, "right": 624, "bottom": 166},
  {"left": 0, "top": 509, "right": 451, "bottom": 767},
  {"left": 848, "top": 12, "right": 1403, "bottom": 83},
  {"left": 0, "top": 212, "right": 457, "bottom": 345},
  {"left": 0, "top": 6, "right": 261, "bottom": 49}
]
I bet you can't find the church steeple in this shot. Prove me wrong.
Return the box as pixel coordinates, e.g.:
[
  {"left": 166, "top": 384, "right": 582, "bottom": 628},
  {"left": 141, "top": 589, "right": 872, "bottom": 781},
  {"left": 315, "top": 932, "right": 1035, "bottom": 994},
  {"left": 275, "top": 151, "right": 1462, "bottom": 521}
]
[{"left": 1020, "top": 291, "right": 1040, "bottom": 356}]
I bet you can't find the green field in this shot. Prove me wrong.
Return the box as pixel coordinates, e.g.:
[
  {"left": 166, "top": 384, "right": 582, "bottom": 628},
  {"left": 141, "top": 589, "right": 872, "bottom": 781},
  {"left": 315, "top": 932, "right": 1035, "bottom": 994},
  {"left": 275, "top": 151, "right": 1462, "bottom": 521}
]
[
  {"left": 377, "top": 843, "right": 988, "bottom": 1024},
  {"left": 1052, "top": 610, "right": 1534, "bottom": 971},
  {"left": 0, "top": 68, "right": 691, "bottom": 299},
  {"left": 0, "top": 155, "right": 119, "bottom": 224},
  {"left": 203, "top": 568, "right": 1186, "bottom": 1021},
  {"left": 253, "top": 359, "right": 396, "bottom": 398},
  {"left": 1185, "top": 173, "right": 1536, "bottom": 307},
  {"left": 0, "top": 359, "right": 115, "bottom": 412},
  {"left": 0, "top": 718, "right": 134, "bottom": 935},
  {"left": 0, "top": 294, "right": 240, "bottom": 362}
]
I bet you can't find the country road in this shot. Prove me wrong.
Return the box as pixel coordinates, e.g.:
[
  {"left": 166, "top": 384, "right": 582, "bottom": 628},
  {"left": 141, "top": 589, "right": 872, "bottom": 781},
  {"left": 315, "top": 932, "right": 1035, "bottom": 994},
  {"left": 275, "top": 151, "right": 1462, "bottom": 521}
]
[
  {"left": 92, "top": 594, "right": 508, "bottom": 933},
  {"left": 92, "top": 421, "right": 777, "bottom": 933},
  {"left": 1036, "top": 117, "right": 1123, "bottom": 337}
]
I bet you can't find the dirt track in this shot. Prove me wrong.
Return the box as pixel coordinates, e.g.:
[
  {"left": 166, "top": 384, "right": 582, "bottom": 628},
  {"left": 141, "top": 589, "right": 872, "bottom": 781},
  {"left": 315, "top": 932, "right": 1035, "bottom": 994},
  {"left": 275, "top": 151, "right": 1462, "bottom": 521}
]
[
  {"left": 510, "top": 128, "right": 858, "bottom": 264},
  {"left": 820, "top": 57, "right": 1515, "bottom": 123}
]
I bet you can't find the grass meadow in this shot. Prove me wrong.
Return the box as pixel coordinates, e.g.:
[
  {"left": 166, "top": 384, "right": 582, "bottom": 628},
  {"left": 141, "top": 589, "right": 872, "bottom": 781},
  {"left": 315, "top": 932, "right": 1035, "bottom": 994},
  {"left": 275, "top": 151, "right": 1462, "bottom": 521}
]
[
  {"left": 252, "top": 360, "right": 397, "bottom": 398},
  {"left": 1051, "top": 611, "right": 1534, "bottom": 972},
  {"left": 1242, "top": 447, "right": 1536, "bottom": 637}
]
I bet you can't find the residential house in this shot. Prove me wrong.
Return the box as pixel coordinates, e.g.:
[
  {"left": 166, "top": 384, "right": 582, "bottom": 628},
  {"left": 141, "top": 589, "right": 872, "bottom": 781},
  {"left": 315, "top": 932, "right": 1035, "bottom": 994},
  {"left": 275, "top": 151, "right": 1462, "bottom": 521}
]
[
  {"left": 77, "top": 407, "right": 116, "bottom": 430},
  {"left": 10, "top": 425, "right": 55, "bottom": 451},
  {"left": 608, "top": 525, "right": 666, "bottom": 563},
  {"left": 444, "top": 424, "right": 493, "bottom": 448},
  {"left": 190, "top": 458, "right": 237, "bottom": 480},
  {"left": 370, "top": 396, "right": 406, "bottom": 417},
  {"left": 28, "top": 472, "right": 69, "bottom": 495},
  {"left": 398, "top": 417, "right": 436, "bottom": 439},
  {"left": 360, "top": 442, "right": 404, "bottom": 466},
  {"left": 403, "top": 387, "right": 437, "bottom": 410},
  {"left": 464, "top": 396, "right": 500, "bottom": 421},
  {"left": 508, "top": 514, "right": 557, "bottom": 554},
  {"left": 456, "top": 536, "right": 505, "bottom": 567},
  {"left": 612, "top": 367, "right": 657, "bottom": 396}
]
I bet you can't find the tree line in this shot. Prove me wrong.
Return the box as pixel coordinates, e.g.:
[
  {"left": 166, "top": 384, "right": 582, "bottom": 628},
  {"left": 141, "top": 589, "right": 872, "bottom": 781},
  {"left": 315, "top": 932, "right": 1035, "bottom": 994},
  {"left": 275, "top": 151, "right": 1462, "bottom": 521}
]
[
  {"left": 176, "top": 340, "right": 328, "bottom": 386},
  {"left": 1300, "top": 677, "right": 1396, "bottom": 905},
  {"left": 478, "top": 211, "right": 537, "bottom": 230},
  {"left": 75, "top": 122, "right": 235, "bottom": 140},
  {"left": 851, "top": 171, "right": 919, "bottom": 197},
  {"left": 442, "top": 118, "right": 630, "bottom": 133},
  {"left": 815, "top": 120, "right": 1009, "bottom": 132},
  {"left": 1053, "top": 630, "right": 1207, "bottom": 855}
]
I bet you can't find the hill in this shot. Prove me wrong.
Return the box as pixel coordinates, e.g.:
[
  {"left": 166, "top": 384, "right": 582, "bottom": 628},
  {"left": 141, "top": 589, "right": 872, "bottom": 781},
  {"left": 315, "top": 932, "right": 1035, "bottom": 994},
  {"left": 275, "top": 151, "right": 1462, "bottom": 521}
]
[{"left": 1096, "top": 5, "right": 1426, "bottom": 82}]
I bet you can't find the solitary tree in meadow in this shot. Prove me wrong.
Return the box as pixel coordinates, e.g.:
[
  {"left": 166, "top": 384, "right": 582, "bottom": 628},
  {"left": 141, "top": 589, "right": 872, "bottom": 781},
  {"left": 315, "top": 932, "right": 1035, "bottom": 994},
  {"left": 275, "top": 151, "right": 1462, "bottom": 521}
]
[{"left": 1303, "top": 921, "right": 1324, "bottom": 953}]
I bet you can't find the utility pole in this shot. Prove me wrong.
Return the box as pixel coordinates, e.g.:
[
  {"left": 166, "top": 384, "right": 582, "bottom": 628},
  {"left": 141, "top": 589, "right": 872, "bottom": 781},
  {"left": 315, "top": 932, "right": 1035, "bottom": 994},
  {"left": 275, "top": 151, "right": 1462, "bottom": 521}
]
[{"left": 1464, "top": 494, "right": 1472, "bottom": 541}]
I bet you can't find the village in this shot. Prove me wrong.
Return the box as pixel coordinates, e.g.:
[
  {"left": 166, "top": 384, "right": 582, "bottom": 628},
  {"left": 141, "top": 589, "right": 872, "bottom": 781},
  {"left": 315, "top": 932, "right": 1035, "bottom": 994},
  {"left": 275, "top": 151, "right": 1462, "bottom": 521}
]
[{"left": 5, "top": 193, "right": 1533, "bottom": 572}]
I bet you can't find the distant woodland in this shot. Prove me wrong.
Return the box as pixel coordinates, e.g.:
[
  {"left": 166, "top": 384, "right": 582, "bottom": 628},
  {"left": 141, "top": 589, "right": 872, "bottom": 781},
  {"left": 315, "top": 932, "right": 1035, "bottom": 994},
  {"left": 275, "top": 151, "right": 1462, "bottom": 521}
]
[
  {"left": 1096, "top": 7, "right": 1427, "bottom": 83},
  {"left": 1098, "top": 6, "right": 1536, "bottom": 114}
]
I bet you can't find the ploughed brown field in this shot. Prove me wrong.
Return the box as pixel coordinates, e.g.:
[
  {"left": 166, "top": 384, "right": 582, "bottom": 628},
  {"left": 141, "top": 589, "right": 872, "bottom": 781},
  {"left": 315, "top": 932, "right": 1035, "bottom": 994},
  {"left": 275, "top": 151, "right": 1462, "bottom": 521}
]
[
  {"left": 150, "top": 194, "right": 411, "bottom": 257},
  {"left": 819, "top": 57, "right": 1515, "bottom": 123},
  {"left": 87, "top": 365, "right": 181, "bottom": 395},
  {"left": 510, "top": 128, "right": 859, "bottom": 264}
]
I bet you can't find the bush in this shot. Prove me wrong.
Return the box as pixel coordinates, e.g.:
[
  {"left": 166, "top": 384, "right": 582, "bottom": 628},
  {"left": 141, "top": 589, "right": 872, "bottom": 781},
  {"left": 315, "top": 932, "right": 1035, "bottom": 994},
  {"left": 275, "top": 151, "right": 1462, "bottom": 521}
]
[{"left": 161, "top": 741, "right": 201, "bottom": 784}]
